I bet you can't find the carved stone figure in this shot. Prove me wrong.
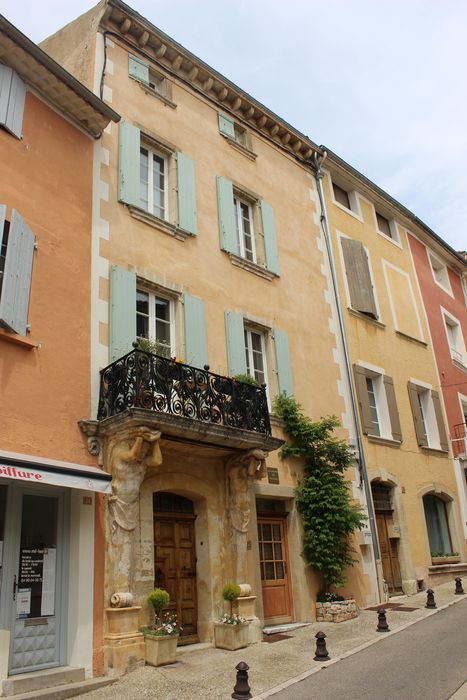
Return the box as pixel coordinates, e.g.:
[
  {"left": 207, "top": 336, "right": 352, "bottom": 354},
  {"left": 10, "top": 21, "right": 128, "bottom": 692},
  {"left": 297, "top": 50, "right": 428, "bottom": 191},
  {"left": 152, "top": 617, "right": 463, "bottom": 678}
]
[{"left": 106, "top": 428, "right": 162, "bottom": 600}]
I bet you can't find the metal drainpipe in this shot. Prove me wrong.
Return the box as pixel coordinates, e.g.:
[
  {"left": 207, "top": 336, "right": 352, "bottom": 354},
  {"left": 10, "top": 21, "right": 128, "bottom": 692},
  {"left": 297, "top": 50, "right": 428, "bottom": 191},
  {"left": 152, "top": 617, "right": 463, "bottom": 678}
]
[{"left": 311, "top": 151, "right": 381, "bottom": 578}]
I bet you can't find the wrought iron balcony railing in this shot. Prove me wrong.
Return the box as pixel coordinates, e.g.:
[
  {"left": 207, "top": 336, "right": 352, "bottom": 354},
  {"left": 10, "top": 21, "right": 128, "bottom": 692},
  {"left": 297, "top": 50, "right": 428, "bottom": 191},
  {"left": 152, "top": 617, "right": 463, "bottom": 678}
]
[{"left": 97, "top": 348, "right": 271, "bottom": 436}]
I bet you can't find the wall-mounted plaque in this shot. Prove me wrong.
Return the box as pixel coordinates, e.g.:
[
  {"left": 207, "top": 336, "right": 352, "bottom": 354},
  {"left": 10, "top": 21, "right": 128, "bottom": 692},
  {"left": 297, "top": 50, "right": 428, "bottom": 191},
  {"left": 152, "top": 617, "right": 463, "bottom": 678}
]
[{"left": 267, "top": 468, "right": 280, "bottom": 485}]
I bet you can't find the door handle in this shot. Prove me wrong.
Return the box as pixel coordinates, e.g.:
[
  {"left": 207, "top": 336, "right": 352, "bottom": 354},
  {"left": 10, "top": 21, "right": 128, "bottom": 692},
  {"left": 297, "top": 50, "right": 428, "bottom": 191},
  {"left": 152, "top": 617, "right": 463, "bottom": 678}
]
[{"left": 13, "top": 574, "right": 17, "bottom": 601}]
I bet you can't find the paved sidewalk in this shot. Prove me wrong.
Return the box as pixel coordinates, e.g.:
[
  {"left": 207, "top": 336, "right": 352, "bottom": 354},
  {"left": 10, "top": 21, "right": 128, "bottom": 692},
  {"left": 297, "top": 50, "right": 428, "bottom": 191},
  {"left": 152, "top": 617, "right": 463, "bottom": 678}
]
[{"left": 76, "top": 578, "right": 467, "bottom": 700}]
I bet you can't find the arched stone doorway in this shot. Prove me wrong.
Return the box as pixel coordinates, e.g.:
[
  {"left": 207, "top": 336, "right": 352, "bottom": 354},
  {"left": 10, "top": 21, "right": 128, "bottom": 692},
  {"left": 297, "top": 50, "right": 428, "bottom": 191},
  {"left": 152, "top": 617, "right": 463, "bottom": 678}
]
[
  {"left": 371, "top": 481, "right": 402, "bottom": 594},
  {"left": 153, "top": 491, "right": 198, "bottom": 644}
]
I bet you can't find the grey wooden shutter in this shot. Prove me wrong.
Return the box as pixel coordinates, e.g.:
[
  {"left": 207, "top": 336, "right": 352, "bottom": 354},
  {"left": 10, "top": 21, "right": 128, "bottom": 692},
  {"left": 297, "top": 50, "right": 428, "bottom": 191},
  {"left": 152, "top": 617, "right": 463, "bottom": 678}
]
[
  {"left": 218, "top": 113, "right": 235, "bottom": 139},
  {"left": 407, "top": 382, "right": 428, "bottom": 447},
  {"left": 177, "top": 152, "right": 197, "bottom": 235},
  {"left": 128, "top": 54, "right": 149, "bottom": 84},
  {"left": 184, "top": 293, "right": 208, "bottom": 368},
  {"left": 274, "top": 328, "right": 294, "bottom": 396},
  {"left": 109, "top": 265, "right": 137, "bottom": 362},
  {"left": 225, "top": 310, "right": 247, "bottom": 375},
  {"left": 261, "top": 201, "right": 280, "bottom": 276},
  {"left": 118, "top": 121, "right": 141, "bottom": 207},
  {"left": 217, "top": 177, "right": 237, "bottom": 254},
  {"left": 0, "top": 66, "right": 26, "bottom": 139},
  {"left": 341, "top": 238, "right": 378, "bottom": 318},
  {"left": 0, "top": 209, "right": 35, "bottom": 335},
  {"left": 431, "top": 390, "right": 449, "bottom": 452},
  {"left": 383, "top": 375, "right": 402, "bottom": 442},
  {"left": 353, "top": 365, "right": 374, "bottom": 435}
]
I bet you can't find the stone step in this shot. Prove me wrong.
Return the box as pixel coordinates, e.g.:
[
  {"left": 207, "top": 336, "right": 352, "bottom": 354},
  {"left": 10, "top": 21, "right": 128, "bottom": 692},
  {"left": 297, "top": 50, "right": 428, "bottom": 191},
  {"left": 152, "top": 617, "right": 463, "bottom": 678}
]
[
  {"left": 2, "top": 676, "right": 114, "bottom": 700},
  {"left": 2, "top": 667, "right": 85, "bottom": 696}
]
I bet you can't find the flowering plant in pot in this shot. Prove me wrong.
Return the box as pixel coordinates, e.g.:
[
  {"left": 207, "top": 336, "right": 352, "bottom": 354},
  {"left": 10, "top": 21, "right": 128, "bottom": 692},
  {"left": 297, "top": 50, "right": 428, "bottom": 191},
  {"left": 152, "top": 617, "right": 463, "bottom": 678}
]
[
  {"left": 141, "top": 588, "right": 181, "bottom": 666},
  {"left": 214, "top": 583, "right": 249, "bottom": 650}
]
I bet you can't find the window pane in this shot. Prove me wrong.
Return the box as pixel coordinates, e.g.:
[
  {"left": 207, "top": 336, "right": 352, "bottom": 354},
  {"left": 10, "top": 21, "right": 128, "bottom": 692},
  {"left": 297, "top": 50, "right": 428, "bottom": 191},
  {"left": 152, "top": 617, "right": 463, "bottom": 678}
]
[
  {"left": 274, "top": 542, "right": 283, "bottom": 560},
  {"left": 272, "top": 524, "right": 281, "bottom": 541},
  {"left": 156, "top": 296, "right": 170, "bottom": 322},
  {"left": 261, "top": 524, "right": 272, "bottom": 541},
  {"left": 152, "top": 154, "right": 165, "bottom": 219},
  {"left": 366, "top": 377, "right": 380, "bottom": 436},
  {"left": 275, "top": 562, "right": 285, "bottom": 579},
  {"left": 264, "top": 562, "right": 275, "bottom": 580},
  {"left": 424, "top": 495, "right": 452, "bottom": 553},
  {"left": 263, "top": 543, "right": 273, "bottom": 560},
  {"left": 136, "top": 290, "right": 149, "bottom": 338},
  {"left": 140, "top": 148, "right": 149, "bottom": 210}
]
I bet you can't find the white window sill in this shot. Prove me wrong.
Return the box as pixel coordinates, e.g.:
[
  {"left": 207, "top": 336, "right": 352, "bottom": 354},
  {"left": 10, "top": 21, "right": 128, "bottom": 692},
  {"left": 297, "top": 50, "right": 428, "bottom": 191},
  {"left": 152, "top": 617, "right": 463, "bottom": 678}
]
[
  {"left": 376, "top": 229, "right": 402, "bottom": 248},
  {"left": 127, "top": 205, "right": 193, "bottom": 241},
  {"left": 366, "top": 435, "right": 402, "bottom": 448},
  {"left": 138, "top": 81, "right": 177, "bottom": 109},
  {"left": 332, "top": 200, "right": 363, "bottom": 223},
  {"left": 347, "top": 307, "right": 385, "bottom": 329},
  {"left": 228, "top": 252, "right": 278, "bottom": 280},
  {"left": 452, "top": 357, "right": 467, "bottom": 372},
  {"left": 420, "top": 445, "right": 449, "bottom": 455},
  {"left": 221, "top": 134, "right": 257, "bottom": 161},
  {"left": 395, "top": 330, "right": 427, "bottom": 348}
]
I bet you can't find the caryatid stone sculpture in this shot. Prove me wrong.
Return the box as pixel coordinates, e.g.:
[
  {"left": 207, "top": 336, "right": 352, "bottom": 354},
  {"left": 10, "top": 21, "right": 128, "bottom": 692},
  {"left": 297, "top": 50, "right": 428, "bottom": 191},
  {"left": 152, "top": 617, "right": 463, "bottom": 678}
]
[{"left": 106, "top": 427, "right": 162, "bottom": 603}]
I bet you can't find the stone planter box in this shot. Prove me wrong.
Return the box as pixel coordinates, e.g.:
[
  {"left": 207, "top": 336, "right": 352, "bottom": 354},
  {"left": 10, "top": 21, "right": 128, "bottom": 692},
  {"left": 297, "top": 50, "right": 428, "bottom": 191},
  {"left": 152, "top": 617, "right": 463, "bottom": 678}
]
[
  {"left": 214, "top": 622, "right": 249, "bottom": 650},
  {"left": 144, "top": 634, "right": 178, "bottom": 666},
  {"left": 316, "top": 599, "right": 358, "bottom": 623},
  {"left": 431, "top": 556, "right": 461, "bottom": 565}
]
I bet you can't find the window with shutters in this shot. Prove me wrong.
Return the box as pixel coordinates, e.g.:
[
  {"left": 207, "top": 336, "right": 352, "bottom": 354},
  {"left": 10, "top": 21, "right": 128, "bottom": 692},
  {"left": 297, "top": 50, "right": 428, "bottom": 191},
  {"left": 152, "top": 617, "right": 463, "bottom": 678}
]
[
  {"left": 353, "top": 364, "right": 402, "bottom": 443},
  {"left": 244, "top": 325, "right": 267, "bottom": 386},
  {"left": 119, "top": 121, "right": 197, "bottom": 239},
  {"left": 340, "top": 237, "right": 379, "bottom": 320},
  {"left": 0, "top": 207, "right": 35, "bottom": 337},
  {"left": 136, "top": 288, "right": 175, "bottom": 358},
  {"left": 407, "top": 381, "right": 448, "bottom": 451},
  {"left": 218, "top": 113, "right": 255, "bottom": 158},
  {"left": 217, "top": 177, "right": 280, "bottom": 279},
  {"left": 442, "top": 309, "right": 466, "bottom": 367},
  {"left": 128, "top": 54, "right": 175, "bottom": 107},
  {"left": 0, "top": 65, "right": 26, "bottom": 139}
]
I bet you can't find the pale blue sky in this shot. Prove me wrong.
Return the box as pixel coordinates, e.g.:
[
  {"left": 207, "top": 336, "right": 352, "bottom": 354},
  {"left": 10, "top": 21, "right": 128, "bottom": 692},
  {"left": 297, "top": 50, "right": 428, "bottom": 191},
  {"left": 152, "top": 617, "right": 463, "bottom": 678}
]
[{"left": 3, "top": 0, "right": 466, "bottom": 252}]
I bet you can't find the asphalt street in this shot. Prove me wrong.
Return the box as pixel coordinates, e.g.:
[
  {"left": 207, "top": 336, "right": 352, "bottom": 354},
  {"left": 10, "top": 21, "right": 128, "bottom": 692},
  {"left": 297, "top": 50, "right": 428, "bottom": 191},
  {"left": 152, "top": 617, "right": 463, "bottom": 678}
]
[{"left": 271, "top": 597, "right": 467, "bottom": 700}]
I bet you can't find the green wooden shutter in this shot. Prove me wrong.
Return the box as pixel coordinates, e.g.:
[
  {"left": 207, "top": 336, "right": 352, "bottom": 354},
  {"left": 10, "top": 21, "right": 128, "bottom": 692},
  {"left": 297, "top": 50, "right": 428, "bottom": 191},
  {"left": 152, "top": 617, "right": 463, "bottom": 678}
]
[
  {"left": 225, "top": 310, "right": 247, "bottom": 375},
  {"left": 341, "top": 238, "right": 378, "bottom": 318},
  {"left": 177, "top": 153, "right": 197, "bottom": 235},
  {"left": 353, "top": 365, "right": 374, "bottom": 435},
  {"left": 118, "top": 121, "right": 141, "bottom": 207},
  {"left": 274, "top": 328, "right": 294, "bottom": 396},
  {"left": 431, "top": 390, "right": 449, "bottom": 452},
  {"left": 183, "top": 293, "right": 208, "bottom": 368},
  {"left": 407, "top": 382, "right": 428, "bottom": 447},
  {"left": 261, "top": 201, "right": 280, "bottom": 276},
  {"left": 217, "top": 176, "right": 237, "bottom": 254},
  {"left": 218, "top": 113, "right": 235, "bottom": 139},
  {"left": 383, "top": 375, "right": 402, "bottom": 442},
  {"left": 128, "top": 54, "right": 149, "bottom": 84},
  {"left": 109, "top": 265, "right": 136, "bottom": 362},
  {"left": 0, "top": 209, "right": 35, "bottom": 335},
  {"left": 0, "top": 66, "right": 26, "bottom": 139}
]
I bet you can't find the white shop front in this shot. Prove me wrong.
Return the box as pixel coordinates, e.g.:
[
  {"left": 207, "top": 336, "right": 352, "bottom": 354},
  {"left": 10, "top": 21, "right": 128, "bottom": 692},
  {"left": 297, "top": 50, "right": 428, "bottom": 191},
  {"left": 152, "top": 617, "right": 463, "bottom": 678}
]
[{"left": 0, "top": 450, "right": 111, "bottom": 681}]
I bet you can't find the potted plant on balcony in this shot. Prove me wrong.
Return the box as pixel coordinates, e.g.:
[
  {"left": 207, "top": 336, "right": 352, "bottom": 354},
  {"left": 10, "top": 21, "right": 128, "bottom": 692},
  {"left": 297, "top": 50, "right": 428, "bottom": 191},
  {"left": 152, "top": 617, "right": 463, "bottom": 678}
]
[
  {"left": 214, "top": 583, "right": 249, "bottom": 651},
  {"left": 141, "top": 588, "right": 180, "bottom": 666}
]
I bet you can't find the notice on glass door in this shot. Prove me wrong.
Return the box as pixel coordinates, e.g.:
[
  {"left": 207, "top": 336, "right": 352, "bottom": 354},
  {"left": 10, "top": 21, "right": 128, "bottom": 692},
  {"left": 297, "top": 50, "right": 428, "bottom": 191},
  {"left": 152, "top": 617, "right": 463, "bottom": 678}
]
[
  {"left": 16, "top": 588, "right": 31, "bottom": 617},
  {"left": 41, "top": 548, "right": 56, "bottom": 616}
]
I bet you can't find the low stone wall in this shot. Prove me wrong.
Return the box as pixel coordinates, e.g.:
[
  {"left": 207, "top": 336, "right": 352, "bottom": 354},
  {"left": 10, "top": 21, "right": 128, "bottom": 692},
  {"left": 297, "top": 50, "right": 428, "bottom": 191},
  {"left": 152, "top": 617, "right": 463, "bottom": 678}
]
[{"left": 316, "top": 599, "right": 358, "bottom": 623}]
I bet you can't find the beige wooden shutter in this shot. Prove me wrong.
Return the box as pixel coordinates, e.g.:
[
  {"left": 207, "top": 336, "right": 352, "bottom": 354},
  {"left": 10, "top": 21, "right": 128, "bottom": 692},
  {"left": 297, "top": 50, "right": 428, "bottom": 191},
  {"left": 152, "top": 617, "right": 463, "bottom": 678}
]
[
  {"left": 407, "top": 382, "right": 428, "bottom": 447},
  {"left": 341, "top": 238, "right": 378, "bottom": 318},
  {"left": 353, "top": 365, "right": 373, "bottom": 435},
  {"left": 431, "top": 390, "right": 449, "bottom": 452},
  {"left": 383, "top": 375, "right": 402, "bottom": 442}
]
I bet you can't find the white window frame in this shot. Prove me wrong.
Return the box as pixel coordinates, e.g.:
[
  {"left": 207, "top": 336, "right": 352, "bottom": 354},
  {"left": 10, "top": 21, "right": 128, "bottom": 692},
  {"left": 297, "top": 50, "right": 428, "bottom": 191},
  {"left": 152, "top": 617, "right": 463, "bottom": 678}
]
[
  {"left": 410, "top": 379, "right": 442, "bottom": 450},
  {"left": 244, "top": 325, "right": 268, "bottom": 388},
  {"left": 136, "top": 288, "right": 176, "bottom": 357},
  {"left": 234, "top": 196, "right": 257, "bottom": 263},
  {"left": 327, "top": 171, "right": 362, "bottom": 221},
  {"left": 441, "top": 307, "right": 466, "bottom": 367},
  {"left": 372, "top": 206, "right": 401, "bottom": 246},
  {"left": 358, "top": 361, "right": 392, "bottom": 439},
  {"left": 428, "top": 250, "right": 453, "bottom": 296},
  {"left": 140, "top": 144, "right": 169, "bottom": 221}
]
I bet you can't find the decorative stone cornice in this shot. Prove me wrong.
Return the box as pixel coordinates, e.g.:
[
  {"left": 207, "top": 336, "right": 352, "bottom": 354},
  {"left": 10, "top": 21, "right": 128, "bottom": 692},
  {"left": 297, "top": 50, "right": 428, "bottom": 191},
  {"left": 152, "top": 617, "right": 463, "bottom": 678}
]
[{"left": 103, "top": 0, "right": 320, "bottom": 164}]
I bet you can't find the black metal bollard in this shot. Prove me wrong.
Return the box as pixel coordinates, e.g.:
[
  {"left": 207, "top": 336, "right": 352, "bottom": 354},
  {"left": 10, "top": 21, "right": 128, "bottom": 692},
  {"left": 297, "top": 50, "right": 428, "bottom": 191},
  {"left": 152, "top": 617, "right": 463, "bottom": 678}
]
[
  {"left": 232, "top": 661, "right": 252, "bottom": 700},
  {"left": 314, "top": 630, "right": 330, "bottom": 661},
  {"left": 455, "top": 577, "right": 465, "bottom": 595},
  {"left": 425, "top": 588, "right": 437, "bottom": 609},
  {"left": 376, "top": 608, "right": 390, "bottom": 632}
]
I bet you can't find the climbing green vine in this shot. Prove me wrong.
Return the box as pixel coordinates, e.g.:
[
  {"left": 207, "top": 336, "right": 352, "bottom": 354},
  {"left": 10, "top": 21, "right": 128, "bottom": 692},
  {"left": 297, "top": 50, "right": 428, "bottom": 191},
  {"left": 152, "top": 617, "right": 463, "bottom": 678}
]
[{"left": 274, "top": 394, "right": 366, "bottom": 591}]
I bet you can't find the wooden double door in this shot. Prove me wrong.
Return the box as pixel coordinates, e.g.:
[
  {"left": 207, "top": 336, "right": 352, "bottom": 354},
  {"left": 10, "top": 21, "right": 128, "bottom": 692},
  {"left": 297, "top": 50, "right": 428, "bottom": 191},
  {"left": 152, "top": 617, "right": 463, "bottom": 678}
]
[
  {"left": 258, "top": 517, "right": 292, "bottom": 623},
  {"left": 375, "top": 513, "right": 402, "bottom": 594},
  {"left": 154, "top": 514, "right": 197, "bottom": 643}
]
